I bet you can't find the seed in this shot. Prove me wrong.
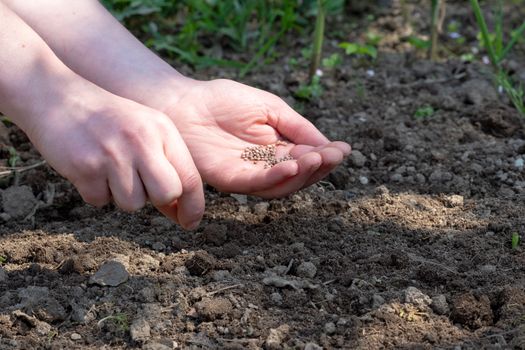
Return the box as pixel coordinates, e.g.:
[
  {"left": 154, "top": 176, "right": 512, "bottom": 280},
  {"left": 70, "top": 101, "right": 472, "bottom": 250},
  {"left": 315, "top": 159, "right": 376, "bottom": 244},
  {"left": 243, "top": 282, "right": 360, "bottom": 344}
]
[{"left": 241, "top": 141, "right": 292, "bottom": 168}]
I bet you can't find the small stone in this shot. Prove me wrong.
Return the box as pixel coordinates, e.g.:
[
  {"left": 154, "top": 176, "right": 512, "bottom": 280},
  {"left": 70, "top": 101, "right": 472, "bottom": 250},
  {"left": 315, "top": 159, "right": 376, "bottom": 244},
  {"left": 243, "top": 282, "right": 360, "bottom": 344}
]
[
  {"left": 254, "top": 202, "right": 270, "bottom": 215},
  {"left": 89, "top": 260, "right": 129, "bottom": 287},
  {"left": 0, "top": 267, "right": 7, "bottom": 283},
  {"left": 151, "top": 242, "right": 166, "bottom": 251},
  {"left": 390, "top": 173, "right": 403, "bottom": 182},
  {"left": 270, "top": 292, "right": 283, "bottom": 305},
  {"left": 443, "top": 194, "right": 464, "bottom": 208},
  {"left": 230, "top": 194, "right": 247, "bottom": 204},
  {"left": 404, "top": 286, "right": 431, "bottom": 309},
  {"left": 130, "top": 317, "right": 151, "bottom": 342},
  {"left": 515, "top": 158, "right": 524, "bottom": 170},
  {"left": 1, "top": 186, "right": 36, "bottom": 219},
  {"left": 265, "top": 324, "right": 290, "bottom": 350},
  {"left": 350, "top": 150, "right": 367, "bottom": 168},
  {"left": 429, "top": 169, "right": 453, "bottom": 183},
  {"left": 372, "top": 294, "right": 385, "bottom": 308},
  {"left": 70, "top": 333, "right": 82, "bottom": 341},
  {"left": 0, "top": 213, "right": 11, "bottom": 222},
  {"left": 305, "top": 342, "right": 323, "bottom": 350},
  {"left": 480, "top": 264, "right": 496, "bottom": 273},
  {"left": 324, "top": 321, "right": 336, "bottom": 335},
  {"left": 194, "top": 298, "right": 233, "bottom": 321},
  {"left": 431, "top": 294, "right": 449, "bottom": 315},
  {"left": 296, "top": 261, "right": 317, "bottom": 279},
  {"left": 359, "top": 176, "right": 369, "bottom": 185}
]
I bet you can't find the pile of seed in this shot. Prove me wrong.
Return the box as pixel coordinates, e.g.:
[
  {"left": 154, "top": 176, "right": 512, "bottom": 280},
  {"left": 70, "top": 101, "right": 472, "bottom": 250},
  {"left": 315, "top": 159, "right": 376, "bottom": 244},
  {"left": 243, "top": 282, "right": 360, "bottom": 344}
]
[{"left": 241, "top": 141, "right": 293, "bottom": 168}]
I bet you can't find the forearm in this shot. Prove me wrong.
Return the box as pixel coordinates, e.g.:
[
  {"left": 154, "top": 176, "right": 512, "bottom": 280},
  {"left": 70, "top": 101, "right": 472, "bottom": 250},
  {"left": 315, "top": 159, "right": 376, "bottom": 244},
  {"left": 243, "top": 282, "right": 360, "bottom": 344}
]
[
  {"left": 0, "top": 2, "right": 78, "bottom": 133},
  {"left": 1, "top": 0, "right": 190, "bottom": 112}
]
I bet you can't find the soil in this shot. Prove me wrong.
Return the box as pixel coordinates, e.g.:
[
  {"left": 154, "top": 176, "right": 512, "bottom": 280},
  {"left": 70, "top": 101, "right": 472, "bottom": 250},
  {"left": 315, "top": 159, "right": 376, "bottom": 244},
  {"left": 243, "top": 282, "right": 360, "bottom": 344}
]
[{"left": 1, "top": 1, "right": 525, "bottom": 349}]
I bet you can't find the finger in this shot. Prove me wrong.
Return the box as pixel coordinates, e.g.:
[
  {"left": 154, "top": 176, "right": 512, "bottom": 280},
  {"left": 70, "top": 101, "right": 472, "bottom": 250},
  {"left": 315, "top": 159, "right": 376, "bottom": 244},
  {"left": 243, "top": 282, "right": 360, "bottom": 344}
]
[
  {"left": 108, "top": 167, "right": 147, "bottom": 212},
  {"left": 137, "top": 154, "right": 183, "bottom": 207},
  {"left": 164, "top": 128, "right": 205, "bottom": 230},
  {"left": 253, "top": 152, "right": 322, "bottom": 198},
  {"left": 74, "top": 178, "right": 111, "bottom": 207},
  {"left": 220, "top": 159, "right": 298, "bottom": 193},
  {"left": 265, "top": 96, "right": 329, "bottom": 146},
  {"left": 289, "top": 141, "right": 351, "bottom": 159},
  {"left": 156, "top": 201, "right": 179, "bottom": 223},
  {"left": 302, "top": 146, "right": 345, "bottom": 188}
]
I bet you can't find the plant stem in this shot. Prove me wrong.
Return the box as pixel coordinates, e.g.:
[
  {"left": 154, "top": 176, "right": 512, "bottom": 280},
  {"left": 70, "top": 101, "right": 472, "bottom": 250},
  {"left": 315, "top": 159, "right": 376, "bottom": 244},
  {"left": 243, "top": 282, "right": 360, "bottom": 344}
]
[
  {"left": 309, "top": 0, "right": 325, "bottom": 81},
  {"left": 430, "top": 0, "right": 443, "bottom": 60},
  {"left": 470, "top": 0, "right": 499, "bottom": 69}
]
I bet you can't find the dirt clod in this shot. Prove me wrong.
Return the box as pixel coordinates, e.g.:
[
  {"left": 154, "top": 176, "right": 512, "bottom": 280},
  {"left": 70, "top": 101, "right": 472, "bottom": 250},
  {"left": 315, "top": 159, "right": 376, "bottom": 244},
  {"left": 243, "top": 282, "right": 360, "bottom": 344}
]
[
  {"left": 194, "top": 297, "right": 233, "bottom": 321},
  {"left": 185, "top": 251, "right": 217, "bottom": 276},
  {"left": 89, "top": 260, "right": 130, "bottom": 287},
  {"left": 1, "top": 186, "right": 36, "bottom": 219},
  {"left": 450, "top": 293, "right": 493, "bottom": 329}
]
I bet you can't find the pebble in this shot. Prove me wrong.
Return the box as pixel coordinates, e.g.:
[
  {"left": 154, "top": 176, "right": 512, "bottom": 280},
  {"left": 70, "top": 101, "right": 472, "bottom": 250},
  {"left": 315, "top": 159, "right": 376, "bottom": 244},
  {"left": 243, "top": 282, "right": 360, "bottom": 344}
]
[
  {"left": 324, "top": 321, "right": 336, "bottom": 335},
  {"left": 89, "top": 260, "right": 129, "bottom": 287},
  {"left": 70, "top": 333, "right": 82, "bottom": 341},
  {"left": 0, "top": 267, "right": 7, "bottom": 283},
  {"left": 372, "top": 294, "right": 385, "bottom": 308},
  {"left": 305, "top": 342, "right": 323, "bottom": 350},
  {"left": 1, "top": 186, "right": 36, "bottom": 219},
  {"left": 130, "top": 317, "right": 151, "bottom": 342},
  {"left": 429, "top": 169, "right": 453, "bottom": 183},
  {"left": 404, "top": 286, "right": 431, "bottom": 309},
  {"left": 480, "top": 264, "right": 496, "bottom": 273},
  {"left": 431, "top": 294, "right": 449, "bottom": 315},
  {"left": 151, "top": 242, "right": 166, "bottom": 251},
  {"left": 265, "top": 324, "right": 290, "bottom": 350},
  {"left": 270, "top": 292, "right": 283, "bottom": 305},
  {"left": 350, "top": 150, "right": 367, "bottom": 168},
  {"left": 253, "top": 202, "right": 270, "bottom": 215},
  {"left": 515, "top": 158, "right": 524, "bottom": 170},
  {"left": 296, "top": 261, "right": 317, "bottom": 278},
  {"left": 390, "top": 173, "right": 403, "bottom": 182},
  {"left": 359, "top": 176, "right": 369, "bottom": 185}
]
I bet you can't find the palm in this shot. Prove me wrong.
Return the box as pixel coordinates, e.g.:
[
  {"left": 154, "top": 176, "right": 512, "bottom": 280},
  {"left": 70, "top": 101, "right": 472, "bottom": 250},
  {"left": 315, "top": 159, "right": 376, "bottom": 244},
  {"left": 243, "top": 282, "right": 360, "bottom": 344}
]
[{"left": 166, "top": 79, "right": 350, "bottom": 198}]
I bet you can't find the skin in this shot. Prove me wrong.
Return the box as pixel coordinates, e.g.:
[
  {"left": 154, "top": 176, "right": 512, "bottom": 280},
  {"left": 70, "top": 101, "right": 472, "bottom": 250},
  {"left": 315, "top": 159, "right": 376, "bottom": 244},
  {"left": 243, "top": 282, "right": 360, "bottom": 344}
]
[{"left": 0, "top": 0, "right": 351, "bottom": 226}]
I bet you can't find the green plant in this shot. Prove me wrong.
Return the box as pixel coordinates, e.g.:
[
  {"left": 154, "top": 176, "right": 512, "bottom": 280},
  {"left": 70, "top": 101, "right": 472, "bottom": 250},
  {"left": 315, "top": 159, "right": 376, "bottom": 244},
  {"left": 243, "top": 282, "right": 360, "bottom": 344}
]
[
  {"left": 295, "top": 75, "right": 323, "bottom": 101},
  {"left": 414, "top": 105, "right": 435, "bottom": 119},
  {"left": 430, "top": 0, "right": 446, "bottom": 60},
  {"left": 309, "top": 0, "right": 326, "bottom": 81},
  {"left": 339, "top": 42, "right": 377, "bottom": 59},
  {"left": 98, "top": 313, "right": 130, "bottom": 332},
  {"left": 407, "top": 36, "right": 431, "bottom": 51},
  {"left": 7, "top": 147, "right": 19, "bottom": 168},
  {"left": 470, "top": 0, "right": 525, "bottom": 115},
  {"left": 322, "top": 53, "right": 342, "bottom": 69},
  {"left": 511, "top": 232, "right": 520, "bottom": 249},
  {"left": 0, "top": 255, "right": 6, "bottom": 265}
]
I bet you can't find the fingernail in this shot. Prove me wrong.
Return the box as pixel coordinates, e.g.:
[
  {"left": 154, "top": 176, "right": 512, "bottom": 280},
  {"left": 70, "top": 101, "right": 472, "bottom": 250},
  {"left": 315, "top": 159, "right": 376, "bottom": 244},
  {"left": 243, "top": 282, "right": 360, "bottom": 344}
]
[{"left": 186, "top": 220, "right": 201, "bottom": 231}]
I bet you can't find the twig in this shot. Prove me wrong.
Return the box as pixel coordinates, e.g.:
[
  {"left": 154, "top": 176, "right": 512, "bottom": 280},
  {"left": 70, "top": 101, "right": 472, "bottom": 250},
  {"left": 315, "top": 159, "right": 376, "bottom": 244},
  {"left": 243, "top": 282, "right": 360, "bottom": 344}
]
[
  {"left": 206, "top": 284, "right": 243, "bottom": 297},
  {"left": 0, "top": 160, "right": 47, "bottom": 178}
]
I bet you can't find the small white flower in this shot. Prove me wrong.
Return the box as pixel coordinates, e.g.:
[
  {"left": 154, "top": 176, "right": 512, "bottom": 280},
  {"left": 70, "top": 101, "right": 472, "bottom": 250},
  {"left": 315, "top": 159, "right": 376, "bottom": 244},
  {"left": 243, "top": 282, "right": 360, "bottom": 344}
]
[
  {"left": 471, "top": 47, "right": 479, "bottom": 54},
  {"left": 315, "top": 69, "right": 323, "bottom": 77},
  {"left": 482, "top": 56, "right": 490, "bottom": 65},
  {"left": 448, "top": 32, "right": 461, "bottom": 39},
  {"left": 366, "top": 69, "right": 375, "bottom": 77},
  {"left": 498, "top": 85, "right": 504, "bottom": 94}
]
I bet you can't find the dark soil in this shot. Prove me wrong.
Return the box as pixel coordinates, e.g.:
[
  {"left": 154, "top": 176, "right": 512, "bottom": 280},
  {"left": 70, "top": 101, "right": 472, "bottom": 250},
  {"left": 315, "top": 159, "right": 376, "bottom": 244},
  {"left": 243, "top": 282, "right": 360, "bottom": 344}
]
[{"left": 1, "top": 1, "right": 525, "bottom": 349}]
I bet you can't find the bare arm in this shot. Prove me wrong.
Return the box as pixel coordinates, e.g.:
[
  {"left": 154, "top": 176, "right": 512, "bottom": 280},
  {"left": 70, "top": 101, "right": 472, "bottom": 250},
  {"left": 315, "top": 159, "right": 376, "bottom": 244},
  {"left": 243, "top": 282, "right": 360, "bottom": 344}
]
[
  {"left": 1, "top": 0, "right": 188, "bottom": 112},
  {"left": 0, "top": 2, "right": 205, "bottom": 228}
]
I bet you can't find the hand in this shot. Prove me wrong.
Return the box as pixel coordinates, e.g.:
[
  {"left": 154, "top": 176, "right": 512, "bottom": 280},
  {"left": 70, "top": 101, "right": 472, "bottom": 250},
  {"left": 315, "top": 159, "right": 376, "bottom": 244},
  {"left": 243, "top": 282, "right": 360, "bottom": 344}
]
[
  {"left": 27, "top": 83, "right": 205, "bottom": 229},
  {"left": 164, "top": 79, "right": 351, "bottom": 198}
]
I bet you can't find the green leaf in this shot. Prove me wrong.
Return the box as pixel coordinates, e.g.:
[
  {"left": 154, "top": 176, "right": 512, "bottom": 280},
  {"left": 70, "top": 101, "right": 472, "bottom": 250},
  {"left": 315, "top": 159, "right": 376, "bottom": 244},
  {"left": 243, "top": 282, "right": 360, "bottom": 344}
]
[{"left": 511, "top": 232, "right": 520, "bottom": 249}]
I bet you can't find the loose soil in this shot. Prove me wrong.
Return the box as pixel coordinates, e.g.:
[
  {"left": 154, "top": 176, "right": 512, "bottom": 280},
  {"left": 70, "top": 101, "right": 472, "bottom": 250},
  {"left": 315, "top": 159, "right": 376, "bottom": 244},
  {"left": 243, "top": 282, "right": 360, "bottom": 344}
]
[{"left": 1, "top": 1, "right": 525, "bottom": 349}]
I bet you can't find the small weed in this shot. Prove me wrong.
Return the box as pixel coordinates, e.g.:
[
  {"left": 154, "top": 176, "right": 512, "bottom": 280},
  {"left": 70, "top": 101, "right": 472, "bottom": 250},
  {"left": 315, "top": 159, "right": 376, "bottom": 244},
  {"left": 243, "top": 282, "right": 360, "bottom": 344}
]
[
  {"left": 295, "top": 75, "right": 323, "bottom": 100},
  {"left": 322, "top": 53, "right": 342, "bottom": 69},
  {"left": 414, "top": 105, "right": 435, "bottom": 119},
  {"left": 511, "top": 232, "right": 520, "bottom": 249},
  {"left": 98, "top": 313, "right": 130, "bottom": 332},
  {"left": 339, "top": 42, "right": 377, "bottom": 59},
  {"left": 470, "top": 0, "right": 525, "bottom": 115},
  {"left": 7, "top": 147, "right": 19, "bottom": 168},
  {"left": 407, "top": 36, "right": 431, "bottom": 51},
  {"left": 0, "top": 255, "right": 6, "bottom": 265}
]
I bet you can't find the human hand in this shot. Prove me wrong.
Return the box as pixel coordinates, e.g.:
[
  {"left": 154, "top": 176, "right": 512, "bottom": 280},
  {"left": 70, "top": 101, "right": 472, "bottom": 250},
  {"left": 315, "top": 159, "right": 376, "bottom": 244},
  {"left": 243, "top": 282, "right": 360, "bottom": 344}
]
[
  {"left": 164, "top": 79, "right": 351, "bottom": 198},
  {"left": 27, "top": 83, "right": 205, "bottom": 229}
]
